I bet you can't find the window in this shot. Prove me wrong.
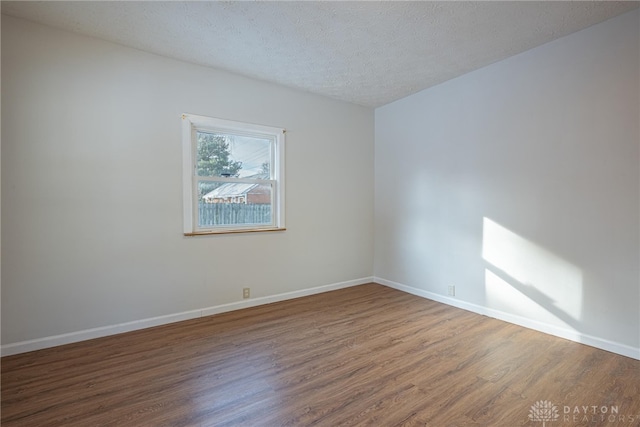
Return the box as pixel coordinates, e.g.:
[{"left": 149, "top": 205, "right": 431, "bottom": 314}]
[{"left": 182, "top": 114, "right": 285, "bottom": 235}]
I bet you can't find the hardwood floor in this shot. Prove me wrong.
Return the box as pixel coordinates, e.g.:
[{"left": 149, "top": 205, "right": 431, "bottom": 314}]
[{"left": 2, "top": 284, "right": 639, "bottom": 426}]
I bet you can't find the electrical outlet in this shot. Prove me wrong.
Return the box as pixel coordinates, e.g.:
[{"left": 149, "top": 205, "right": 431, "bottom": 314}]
[
  {"left": 243, "top": 288, "right": 250, "bottom": 299},
  {"left": 448, "top": 285, "right": 455, "bottom": 297}
]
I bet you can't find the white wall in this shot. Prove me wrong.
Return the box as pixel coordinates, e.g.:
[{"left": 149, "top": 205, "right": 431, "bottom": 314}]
[
  {"left": 3, "top": 10, "right": 638, "bottom": 359},
  {"left": 1, "top": 16, "right": 374, "bottom": 349},
  {"left": 375, "top": 10, "right": 639, "bottom": 357}
]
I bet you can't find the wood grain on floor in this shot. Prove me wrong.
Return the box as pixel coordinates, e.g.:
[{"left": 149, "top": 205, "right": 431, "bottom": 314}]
[{"left": 2, "top": 284, "right": 639, "bottom": 426}]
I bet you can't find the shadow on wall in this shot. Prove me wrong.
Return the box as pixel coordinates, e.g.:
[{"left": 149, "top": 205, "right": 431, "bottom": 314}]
[{"left": 482, "top": 217, "right": 584, "bottom": 333}]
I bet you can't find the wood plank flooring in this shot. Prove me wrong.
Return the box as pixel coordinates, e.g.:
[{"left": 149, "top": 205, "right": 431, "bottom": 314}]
[{"left": 2, "top": 284, "right": 639, "bottom": 426}]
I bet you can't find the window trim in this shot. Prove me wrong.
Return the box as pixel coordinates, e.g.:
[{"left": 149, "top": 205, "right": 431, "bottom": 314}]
[{"left": 181, "top": 113, "right": 286, "bottom": 235}]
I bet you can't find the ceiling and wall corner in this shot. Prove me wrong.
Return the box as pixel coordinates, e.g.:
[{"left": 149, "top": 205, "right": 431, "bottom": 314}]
[{"left": 1, "top": 1, "right": 638, "bottom": 108}]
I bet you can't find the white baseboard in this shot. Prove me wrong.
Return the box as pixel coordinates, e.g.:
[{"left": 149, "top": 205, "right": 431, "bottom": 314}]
[
  {"left": 1, "top": 277, "right": 373, "bottom": 357},
  {"left": 375, "top": 277, "right": 640, "bottom": 361},
  {"left": 6, "top": 276, "right": 637, "bottom": 361}
]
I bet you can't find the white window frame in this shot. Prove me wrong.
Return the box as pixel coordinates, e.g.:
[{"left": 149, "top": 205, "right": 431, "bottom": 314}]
[{"left": 182, "top": 113, "right": 286, "bottom": 235}]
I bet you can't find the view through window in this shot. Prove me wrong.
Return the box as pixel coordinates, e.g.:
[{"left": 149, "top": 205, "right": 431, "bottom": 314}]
[{"left": 182, "top": 114, "right": 285, "bottom": 234}]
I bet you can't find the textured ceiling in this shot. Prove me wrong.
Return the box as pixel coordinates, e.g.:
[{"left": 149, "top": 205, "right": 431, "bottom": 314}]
[{"left": 2, "top": 1, "right": 638, "bottom": 108}]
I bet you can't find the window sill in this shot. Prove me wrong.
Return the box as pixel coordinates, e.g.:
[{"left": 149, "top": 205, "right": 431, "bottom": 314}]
[{"left": 184, "top": 227, "right": 286, "bottom": 236}]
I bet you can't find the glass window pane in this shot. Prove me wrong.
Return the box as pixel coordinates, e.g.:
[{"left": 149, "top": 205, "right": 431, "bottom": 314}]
[
  {"left": 196, "top": 131, "right": 271, "bottom": 178},
  {"left": 198, "top": 181, "right": 272, "bottom": 227}
]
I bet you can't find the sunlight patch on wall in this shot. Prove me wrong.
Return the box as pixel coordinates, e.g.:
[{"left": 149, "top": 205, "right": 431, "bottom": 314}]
[{"left": 482, "top": 217, "right": 583, "bottom": 326}]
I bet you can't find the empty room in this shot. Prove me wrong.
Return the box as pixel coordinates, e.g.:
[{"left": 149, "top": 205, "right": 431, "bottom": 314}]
[{"left": 2, "top": 1, "right": 639, "bottom": 426}]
